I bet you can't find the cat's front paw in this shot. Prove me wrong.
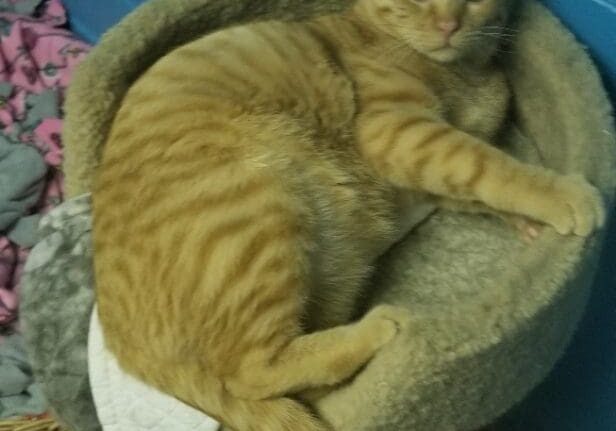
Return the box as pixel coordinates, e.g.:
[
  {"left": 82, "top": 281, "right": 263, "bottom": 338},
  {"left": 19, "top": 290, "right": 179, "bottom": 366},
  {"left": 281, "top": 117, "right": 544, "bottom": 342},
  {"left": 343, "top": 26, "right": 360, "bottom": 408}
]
[{"left": 540, "top": 174, "right": 605, "bottom": 236}]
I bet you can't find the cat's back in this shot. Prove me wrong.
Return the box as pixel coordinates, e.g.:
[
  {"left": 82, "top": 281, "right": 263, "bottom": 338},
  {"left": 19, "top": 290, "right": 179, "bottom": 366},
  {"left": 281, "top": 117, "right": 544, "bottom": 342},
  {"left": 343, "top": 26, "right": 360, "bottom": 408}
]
[
  {"left": 94, "top": 16, "right": 366, "bottom": 255},
  {"left": 115, "top": 18, "right": 355, "bottom": 128}
]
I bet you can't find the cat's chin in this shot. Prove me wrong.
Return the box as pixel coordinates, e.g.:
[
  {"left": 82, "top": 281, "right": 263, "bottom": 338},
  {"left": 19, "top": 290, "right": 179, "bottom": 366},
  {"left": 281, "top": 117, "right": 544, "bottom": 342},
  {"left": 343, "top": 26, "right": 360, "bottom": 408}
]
[{"left": 424, "top": 46, "right": 462, "bottom": 63}]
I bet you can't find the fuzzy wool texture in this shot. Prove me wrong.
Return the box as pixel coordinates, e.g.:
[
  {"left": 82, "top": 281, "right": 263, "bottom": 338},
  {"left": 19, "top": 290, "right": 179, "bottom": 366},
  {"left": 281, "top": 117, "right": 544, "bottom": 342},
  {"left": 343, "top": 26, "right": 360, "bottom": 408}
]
[{"left": 21, "top": 0, "right": 616, "bottom": 430}]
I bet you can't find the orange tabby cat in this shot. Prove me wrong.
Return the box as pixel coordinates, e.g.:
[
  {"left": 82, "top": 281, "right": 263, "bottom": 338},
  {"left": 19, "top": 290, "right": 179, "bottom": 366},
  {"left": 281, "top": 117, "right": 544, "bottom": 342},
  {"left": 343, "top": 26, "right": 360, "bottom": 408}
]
[{"left": 92, "top": 0, "right": 605, "bottom": 429}]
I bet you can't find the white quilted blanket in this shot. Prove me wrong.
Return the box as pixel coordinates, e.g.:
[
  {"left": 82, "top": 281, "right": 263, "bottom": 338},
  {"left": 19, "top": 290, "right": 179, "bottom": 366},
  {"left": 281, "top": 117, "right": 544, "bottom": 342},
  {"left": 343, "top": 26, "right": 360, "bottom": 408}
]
[{"left": 88, "top": 306, "right": 221, "bottom": 431}]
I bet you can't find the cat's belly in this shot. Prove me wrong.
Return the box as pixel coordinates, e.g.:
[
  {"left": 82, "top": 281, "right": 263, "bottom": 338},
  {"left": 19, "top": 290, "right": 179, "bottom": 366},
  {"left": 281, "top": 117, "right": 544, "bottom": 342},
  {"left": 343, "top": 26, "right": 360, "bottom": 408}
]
[
  {"left": 304, "top": 189, "right": 435, "bottom": 330},
  {"left": 297, "top": 162, "right": 419, "bottom": 329}
]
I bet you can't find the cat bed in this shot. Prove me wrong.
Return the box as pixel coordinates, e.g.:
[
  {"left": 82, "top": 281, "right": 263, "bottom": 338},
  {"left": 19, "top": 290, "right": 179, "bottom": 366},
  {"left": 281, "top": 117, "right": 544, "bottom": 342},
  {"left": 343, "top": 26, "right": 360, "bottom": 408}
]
[{"left": 20, "top": 0, "right": 616, "bottom": 430}]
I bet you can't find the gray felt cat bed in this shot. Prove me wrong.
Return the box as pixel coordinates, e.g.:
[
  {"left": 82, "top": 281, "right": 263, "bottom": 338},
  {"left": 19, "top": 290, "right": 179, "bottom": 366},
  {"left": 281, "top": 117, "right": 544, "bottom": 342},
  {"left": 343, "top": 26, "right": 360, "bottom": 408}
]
[{"left": 19, "top": 0, "right": 616, "bottom": 430}]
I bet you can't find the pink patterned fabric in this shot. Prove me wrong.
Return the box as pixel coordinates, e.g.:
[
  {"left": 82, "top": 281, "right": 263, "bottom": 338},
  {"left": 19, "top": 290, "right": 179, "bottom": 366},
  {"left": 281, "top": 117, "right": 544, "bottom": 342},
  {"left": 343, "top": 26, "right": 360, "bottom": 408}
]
[{"left": 0, "top": 0, "right": 89, "bottom": 336}]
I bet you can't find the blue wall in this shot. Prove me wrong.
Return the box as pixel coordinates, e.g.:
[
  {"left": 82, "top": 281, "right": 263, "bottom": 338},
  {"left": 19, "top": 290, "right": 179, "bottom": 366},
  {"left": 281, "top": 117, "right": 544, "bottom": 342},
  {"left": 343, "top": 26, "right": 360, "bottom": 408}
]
[
  {"left": 62, "top": 0, "right": 146, "bottom": 44},
  {"left": 62, "top": 1, "right": 616, "bottom": 430},
  {"left": 540, "top": 0, "right": 616, "bottom": 98}
]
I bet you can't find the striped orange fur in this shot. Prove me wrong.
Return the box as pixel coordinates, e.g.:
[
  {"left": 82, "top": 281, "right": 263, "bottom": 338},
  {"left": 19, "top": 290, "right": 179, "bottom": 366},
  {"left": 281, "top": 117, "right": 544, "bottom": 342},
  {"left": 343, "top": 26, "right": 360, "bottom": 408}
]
[{"left": 92, "top": 0, "right": 605, "bottom": 429}]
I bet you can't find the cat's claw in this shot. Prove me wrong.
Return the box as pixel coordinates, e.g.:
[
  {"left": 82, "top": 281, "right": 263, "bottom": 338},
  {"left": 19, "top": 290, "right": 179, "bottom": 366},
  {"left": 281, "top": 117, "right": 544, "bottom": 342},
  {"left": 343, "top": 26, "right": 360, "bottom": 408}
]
[
  {"left": 548, "top": 175, "right": 606, "bottom": 236},
  {"left": 507, "top": 215, "right": 544, "bottom": 243},
  {"left": 361, "top": 304, "right": 411, "bottom": 346}
]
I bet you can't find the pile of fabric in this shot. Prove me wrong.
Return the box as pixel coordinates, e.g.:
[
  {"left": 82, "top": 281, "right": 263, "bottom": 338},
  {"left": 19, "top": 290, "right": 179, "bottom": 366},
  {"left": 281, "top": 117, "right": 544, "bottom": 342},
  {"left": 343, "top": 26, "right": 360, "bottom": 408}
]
[{"left": 0, "top": 0, "right": 88, "bottom": 427}]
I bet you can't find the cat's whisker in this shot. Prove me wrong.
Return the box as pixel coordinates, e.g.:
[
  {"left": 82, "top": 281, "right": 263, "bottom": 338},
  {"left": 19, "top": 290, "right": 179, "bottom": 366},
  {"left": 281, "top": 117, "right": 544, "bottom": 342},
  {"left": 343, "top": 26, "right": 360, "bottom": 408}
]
[
  {"left": 491, "top": 33, "right": 518, "bottom": 39},
  {"left": 466, "top": 32, "right": 516, "bottom": 42},
  {"left": 482, "top": 25, "right": 519, "bottom": 33},
  {"left": 481, "top": 29, "right": 518, "bottom": 35},
  {"left": 468, "top": 30, "right": 517, "bottom": 38},
  {"left": 494, "top": 46, "right": 515, "bottom": 55},
  {"left": 477, "top": 28, "right": 519, "bottom": 37}
]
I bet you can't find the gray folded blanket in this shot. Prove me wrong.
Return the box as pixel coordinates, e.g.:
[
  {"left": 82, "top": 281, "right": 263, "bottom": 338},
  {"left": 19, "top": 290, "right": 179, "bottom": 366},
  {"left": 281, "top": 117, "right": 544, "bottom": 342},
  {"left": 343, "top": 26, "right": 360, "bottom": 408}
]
[
  {"left": 21, "top": 195, "right": 99, "bottom": 430},
  {"left": 0, "top": 139, "right": 46, "bottom": 238},
  {"left": 0, "top": 334, "right": 47, "bottom": 419}
]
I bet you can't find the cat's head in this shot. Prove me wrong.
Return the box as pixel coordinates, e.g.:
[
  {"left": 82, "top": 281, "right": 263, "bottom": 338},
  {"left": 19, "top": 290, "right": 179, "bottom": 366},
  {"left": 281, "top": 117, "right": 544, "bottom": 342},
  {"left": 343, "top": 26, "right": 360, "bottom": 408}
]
[{"left": 358, "top": 0, "right": 515, "bottom": 63}]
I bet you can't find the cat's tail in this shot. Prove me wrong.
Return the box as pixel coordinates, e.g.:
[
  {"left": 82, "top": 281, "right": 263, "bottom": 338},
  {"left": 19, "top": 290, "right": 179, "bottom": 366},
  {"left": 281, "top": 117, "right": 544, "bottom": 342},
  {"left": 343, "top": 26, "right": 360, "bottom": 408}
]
[
  {"left": 156, "top": 364, "right": 330, "bottom": 431},
  {"left": 217, "top": 395, "right": 330, "bottom": 431}
]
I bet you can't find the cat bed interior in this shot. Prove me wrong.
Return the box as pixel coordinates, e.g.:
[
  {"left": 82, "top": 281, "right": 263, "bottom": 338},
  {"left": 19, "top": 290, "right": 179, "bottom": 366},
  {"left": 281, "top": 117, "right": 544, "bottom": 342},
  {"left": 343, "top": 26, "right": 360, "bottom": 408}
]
[{"left": 20, "top": 0, "right": 616, "bottom": 430}]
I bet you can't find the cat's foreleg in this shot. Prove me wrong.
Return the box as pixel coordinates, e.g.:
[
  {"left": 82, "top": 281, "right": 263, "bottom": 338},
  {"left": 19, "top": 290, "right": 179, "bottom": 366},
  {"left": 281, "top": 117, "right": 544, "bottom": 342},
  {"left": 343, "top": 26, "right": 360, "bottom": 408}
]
[{"left": 357, "top": 113, "right": 605, "bottom": 236}]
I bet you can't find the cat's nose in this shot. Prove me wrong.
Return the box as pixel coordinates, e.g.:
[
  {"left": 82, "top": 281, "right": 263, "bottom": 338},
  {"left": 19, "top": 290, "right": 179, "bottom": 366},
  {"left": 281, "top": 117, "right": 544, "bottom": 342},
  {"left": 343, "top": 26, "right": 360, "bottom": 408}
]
[{"left": 436, "top": 19, "right": 460, "bottom": 37}]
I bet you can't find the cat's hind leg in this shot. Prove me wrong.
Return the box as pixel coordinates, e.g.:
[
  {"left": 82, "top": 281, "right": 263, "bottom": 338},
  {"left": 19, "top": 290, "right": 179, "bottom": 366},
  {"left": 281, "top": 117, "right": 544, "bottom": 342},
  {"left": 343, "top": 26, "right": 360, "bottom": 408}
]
[{"left": 224, "top": 304, "right": 408, "bottom": 401}]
